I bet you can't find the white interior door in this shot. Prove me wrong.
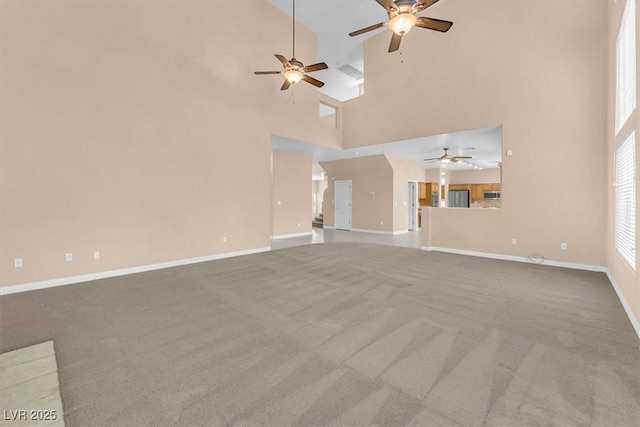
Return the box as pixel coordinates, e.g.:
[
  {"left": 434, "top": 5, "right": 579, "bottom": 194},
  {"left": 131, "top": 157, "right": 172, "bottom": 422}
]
[
  {"left": 334, "top": 180, "right": 352, "bottom": 230},
  {"left": 408, "top": 181, "right": 417, "bottom": 231}
]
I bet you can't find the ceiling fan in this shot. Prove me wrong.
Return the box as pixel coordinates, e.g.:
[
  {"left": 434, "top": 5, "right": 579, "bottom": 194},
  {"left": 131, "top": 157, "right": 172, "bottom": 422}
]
[
  {"left": 254, "top": 0, "right": 328, "bottom": 90},
  {"left": 349, "top": 0, "right": 453, "bottom": 53},
  {"left": 424, "top": 148, "right": 472, "bottom": 163}
]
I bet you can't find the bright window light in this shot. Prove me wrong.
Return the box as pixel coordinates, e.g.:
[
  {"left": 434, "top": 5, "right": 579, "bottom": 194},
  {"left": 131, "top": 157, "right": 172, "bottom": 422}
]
[
  {"left": 616, "top": 0, "right": 636, "bottom": 133},
  {"left": 615, "top": 129, "right": 636, "bottom": 270}
]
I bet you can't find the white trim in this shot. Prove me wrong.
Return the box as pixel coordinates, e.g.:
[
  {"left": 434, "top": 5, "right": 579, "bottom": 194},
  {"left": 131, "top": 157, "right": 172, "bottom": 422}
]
[
  {"left": 323, "top": 225, "right": 336, "bottom": 230},
  {"left": 421, "top": 246, "right": 606, "bottom": 272},
  {"left": 421, "top": 246, "right": 639, "bottom": 340},
  {"left": 351, "top": 228, "right": 406, "bottom": 235},
  {"left": 271, "top": 232, "right": 312, "bottom": 240},
  {"left": 0, "top": 247, "right": 271, "bottom": 296},
  {"left": 605, "top": 270, "right": 640, "bottom": 340}
]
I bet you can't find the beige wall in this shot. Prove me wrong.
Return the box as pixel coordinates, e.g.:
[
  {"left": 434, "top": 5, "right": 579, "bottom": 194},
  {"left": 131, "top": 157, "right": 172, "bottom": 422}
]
[
  {"left": 320, "top": 155, "right": 394, "bottom": 232},
  {"left": 386, "top": 156, "right": 427, "bottom": 232},
  {"left": 343, "top": 0, "right": 608, "bottom": 267},
  {"left": 606, "top": 1, "right": 639, "bottom": 322},
  {"left": 424, "top": 169, "right": 442, "bottom": 184},
  {"left": 272, "top": 150, "right": 312, "bottom": 237},
  {"left": 0, "top": 0, "right": 339, "bottom": 287},
  {"left": 449, "top": 169, "right": 501, "bottom": 185}
]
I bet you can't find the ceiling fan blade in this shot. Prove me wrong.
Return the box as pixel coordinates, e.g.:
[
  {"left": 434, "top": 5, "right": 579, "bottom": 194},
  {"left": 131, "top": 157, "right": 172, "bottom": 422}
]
[
  {"left": 302, "top": 62, "right": 328, "bottom": 73},
  {"left": 254, "top": 71, "right": 282, "bottom": 75},
  {"left": 274, "top": 54, "right": 289, "bottom": 65},
  {"left": 280, "top": 79, "right": 292, "bottom": 91},
  {"left": 301, "top": 74, "right": 325, "bottom": 88},
  {"left": 388, "top": 32, "right": 402, "bottom": 52},
  {"left": 376, "top": 0, "right": 398, "bottom": 12},
  {"left": 423, "top": 158, "right": 439, "bottom": 161},
  {"left": 349, "top": 22, "right": 387, "bottom": 37},
  {"left": 415, "top": 0, "right": 441, "bottom": 12},
  {"left": 416, "top": 17, "right": 453, "bottom": 32},
  {"left": 453, "top": 156, "right": 473, "bottom": 159}
]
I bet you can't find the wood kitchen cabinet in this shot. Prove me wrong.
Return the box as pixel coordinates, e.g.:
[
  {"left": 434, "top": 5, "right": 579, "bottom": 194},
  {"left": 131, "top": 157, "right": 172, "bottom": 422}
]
[
  {"left": 449, "top": 183, "right": 501, "bottom": 202},
  {"left": 470, "top": 184, "right": 484, "bottom": 200},
  {"left": 418, "top": 182, "right": 428, "bottom": 199},
  {"left": 419, "top": 182, "right": 439, "bottom": 205}
]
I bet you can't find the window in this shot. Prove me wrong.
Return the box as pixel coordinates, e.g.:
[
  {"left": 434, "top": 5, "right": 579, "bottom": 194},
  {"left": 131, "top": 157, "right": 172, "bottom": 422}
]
[
  {"left": 616, "top": 0, "right": 636, "bottom": 133},
  {"left": 615, "top": 130, "right": 636, "bottom": 270}
]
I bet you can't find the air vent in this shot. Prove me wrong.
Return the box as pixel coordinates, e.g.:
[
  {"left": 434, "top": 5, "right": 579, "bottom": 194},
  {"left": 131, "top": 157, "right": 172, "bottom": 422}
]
[{"left": 337, "top": 63, "right": 364, "bottom": 80}]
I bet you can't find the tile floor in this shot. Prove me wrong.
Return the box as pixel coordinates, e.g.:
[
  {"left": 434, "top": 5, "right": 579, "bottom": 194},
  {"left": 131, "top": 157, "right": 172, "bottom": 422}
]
[
  {"left": 0, "top": 341, "right": 64, "bottom": 427},
  {"left": 271, "top": 228, "right": 423, "bottom": 251}
]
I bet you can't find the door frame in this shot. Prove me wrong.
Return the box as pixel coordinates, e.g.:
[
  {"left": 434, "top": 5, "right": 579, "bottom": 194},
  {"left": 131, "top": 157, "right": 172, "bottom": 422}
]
[{"left": 408, "top": 180, "right": 418, "bottom": 231}]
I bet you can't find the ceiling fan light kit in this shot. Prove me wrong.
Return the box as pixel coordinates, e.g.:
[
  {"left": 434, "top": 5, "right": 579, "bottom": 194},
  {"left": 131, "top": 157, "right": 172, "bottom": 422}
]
[
  {"left": 254, "top": 0, "right": 328, "bottom": 90},
  {"left": 424, "top": 148, "right": 473, "bottom": 165},
  {"left": 284, "top": 69, "right": 303, "bottom": 84},
  {"left": 389, "top": 13, "right": 417, "bottom": 35},
  {"left": 349, "top": 0, "right": 453, "bottom": 52}
]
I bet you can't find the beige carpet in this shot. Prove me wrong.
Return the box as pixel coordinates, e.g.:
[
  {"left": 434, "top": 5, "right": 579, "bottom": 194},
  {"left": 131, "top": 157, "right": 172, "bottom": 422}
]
[{"left": 1, "top": 243, "right": 639, "bottom": 426}]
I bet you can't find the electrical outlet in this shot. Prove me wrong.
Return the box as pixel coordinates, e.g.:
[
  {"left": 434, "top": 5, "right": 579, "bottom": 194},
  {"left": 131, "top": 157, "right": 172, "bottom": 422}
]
[
  {"left": 561, "top": 243, "right": 568, "bottom": 250},
  {"left": 14, "top": 258, "right": 23, "bottom": 268},
  {"left": 511, "top": 238, "right": 517, "bottom": 246},
  {"left": 93, "top": 251, "right": 101, "bottom": 260},
  {"left": 297, "top": 222, "right": 300, "bottom": 228},
  {"left": 65, "top": 252, "right": 73, "bottom": 262},
  {"left": 222, "top": 236, "right": 227, "bottom": 243}
]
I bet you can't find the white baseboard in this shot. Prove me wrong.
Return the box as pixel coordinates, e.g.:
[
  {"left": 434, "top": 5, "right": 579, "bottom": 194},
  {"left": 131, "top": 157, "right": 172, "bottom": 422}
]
[
  {"left": 322, "top": 228, "right": 408, "bottom": 236},
  {"left": 421, "top": 246, "right": 607, "bottom": 272},
  {"left": 351, "top": 228, "right": 401, "bottom": 235},
  {"left": 0, "top": 246, "right": 271, "bottom": 296},
  {"left": 271, "top": 232, "right": 312, "bottom": 240},
  {"left": 421, "top": 246, "right": 639, "bottom": 340},
  {"left": 605, "top": 270, "right": 640, "bottom": 339}
]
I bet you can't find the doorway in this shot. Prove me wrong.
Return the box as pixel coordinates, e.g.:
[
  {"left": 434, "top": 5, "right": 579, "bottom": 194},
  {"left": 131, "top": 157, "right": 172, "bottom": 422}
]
[
  {"left": 334, "top": 180, "right": 352, "bottom": 231},
  {"left": 408, "top": 181, "right": 417, "bottom": 231}
]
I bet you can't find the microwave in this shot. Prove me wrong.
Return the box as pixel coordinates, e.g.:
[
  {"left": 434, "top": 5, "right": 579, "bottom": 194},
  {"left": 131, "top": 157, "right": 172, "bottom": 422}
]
[{"left": 483, "top": 191, "right": 501, "bottom": 200}]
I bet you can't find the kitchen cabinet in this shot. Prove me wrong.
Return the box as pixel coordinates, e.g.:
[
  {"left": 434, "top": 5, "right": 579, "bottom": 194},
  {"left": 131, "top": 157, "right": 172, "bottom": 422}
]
[
  {"left": 481, "top": 183, "right": 501, "bottom": 193},
  {"left": 418, "top": 182, "right": 428, "bottom": 199},
  {"left": 419, "top": 182, "right": 439, "bottom": 205},
  {"left": 449, "top": 183, "right": 501, "bottom": 202},
  {"left": 470, "top": 184, "right": 484, "bottom": 201}
]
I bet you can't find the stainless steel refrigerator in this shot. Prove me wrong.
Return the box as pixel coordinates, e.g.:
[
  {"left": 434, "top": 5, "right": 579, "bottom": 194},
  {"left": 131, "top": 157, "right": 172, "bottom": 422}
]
[{"left": 448, "top": 190, "right": 470, "bottom": 208}]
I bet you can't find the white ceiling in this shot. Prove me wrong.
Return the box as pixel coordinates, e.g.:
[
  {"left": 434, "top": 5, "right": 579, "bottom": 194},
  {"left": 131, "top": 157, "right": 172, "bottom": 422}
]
[
  {"left": 272, "top": 125, "right": 503, "bottom": 171},
  {"left": 267, "top": 0, "right": 501, "bottom": 171},
  {"left": 266, "top": 0, "right": 396, "bottom": 101},
  {"left": 266, "top": 0, "right": 452, "bottom": 101}
]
